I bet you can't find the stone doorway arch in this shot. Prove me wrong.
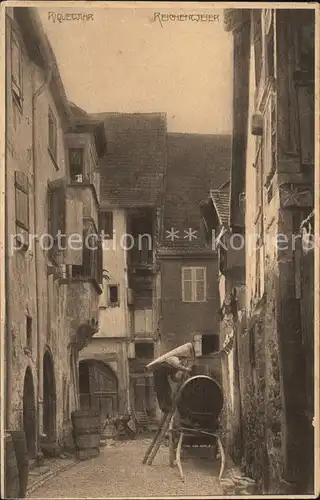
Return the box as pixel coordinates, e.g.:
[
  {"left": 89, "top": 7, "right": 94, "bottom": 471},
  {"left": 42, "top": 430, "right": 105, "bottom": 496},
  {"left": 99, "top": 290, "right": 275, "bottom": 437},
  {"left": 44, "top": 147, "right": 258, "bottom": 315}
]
[{"left": 79, "top": 360, "right": 118, "bottom": 421}]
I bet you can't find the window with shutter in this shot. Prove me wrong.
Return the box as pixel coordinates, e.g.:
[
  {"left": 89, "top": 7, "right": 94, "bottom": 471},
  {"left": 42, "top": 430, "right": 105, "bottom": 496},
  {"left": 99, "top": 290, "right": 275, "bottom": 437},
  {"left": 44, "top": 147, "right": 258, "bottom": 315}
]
[
  {"left": 182, "top": 268, "right": 193, "bottom": 302},
  {"left": 65, "top": 197, "right": 83, "bottom": 265},
  {"left": 15, "top": 171, "right": 29, "bottom": 249},
  {"left": 97, "top": 237, "right": 103, "bottom": 284},
  {"left": 255, "top": 220, "right": 265, "bottom": 299},
  {"left": 48, "top": 185, "right": 66, "bottom": 261},
  {"left": 91, "top": 234, "right": 103, "bottom": 285},
  {"left": 252, "top": 10, "right": 262, "bottom": 87},
  {"left": 263, "top": 95, "right": 277, "bottom": 188},
  {"left": 195, "top": 267, "right": 205, "bottom": 302},
  {"left": 71, "top": 225, "right": 102, "bottom": 286},
  {"left": 69, "top": 148, "right": 84, "bottom": 183},
  {"left": 26, "top": 315, "right": 32, "bottom": 350},
  {"left": 11, "top": 30, "right": 22, "bottom": 107},
  {"left": 255, "top": 146, "right": 262, "bottom": 210},
  {"left": 182, "top": 267, "right": 207, "bottom": 302},
  {"left": 265, "top": 10, "right": 275, "bottom": 79},
  {"left": 48, "top": 108, "right": 58, "bottom": 164},
  {"left": 193, "top": 334, "right": 202, "bottom": 356},
  {"left": 99, "top": 211, "right": 113, "bottom": 239}
]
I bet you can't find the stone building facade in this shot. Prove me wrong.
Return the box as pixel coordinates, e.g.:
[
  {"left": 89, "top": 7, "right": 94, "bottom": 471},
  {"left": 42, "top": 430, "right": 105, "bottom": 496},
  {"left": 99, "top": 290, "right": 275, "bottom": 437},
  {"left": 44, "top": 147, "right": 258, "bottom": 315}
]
[
  {"left": 214, "top": 8, "right": 316, "bottom": 494},
  {"left": 200, "top": 183, "right": 245, "bottom": 463},
  {"left": 78, "top": 112, "right": 168, "bottom": 425},
  {"left": 78, "top": 119, "right": 232, "bottom": 425},
  {"left": 5, "top": 7, "right": 106, "bottom": 457},
  {"left": 158, "top": 133, "right": 232, "bottom": 382}
]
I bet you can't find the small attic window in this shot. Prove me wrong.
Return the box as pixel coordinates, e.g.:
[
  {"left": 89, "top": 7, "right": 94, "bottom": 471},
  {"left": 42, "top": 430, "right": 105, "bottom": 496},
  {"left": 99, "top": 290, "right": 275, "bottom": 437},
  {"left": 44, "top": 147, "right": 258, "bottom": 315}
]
[{"left": 108, "top": 285, "right": 119, "bottom": 306}]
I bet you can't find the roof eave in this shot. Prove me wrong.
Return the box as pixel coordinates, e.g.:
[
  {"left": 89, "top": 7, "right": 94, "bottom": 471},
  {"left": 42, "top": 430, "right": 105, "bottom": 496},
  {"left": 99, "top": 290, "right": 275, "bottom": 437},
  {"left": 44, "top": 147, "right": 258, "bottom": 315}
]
[
  {"left": 74, "top": 117, "right": 107, "bottom": 158},
  {"left": 14, "top": 7, "right": 74, "bottom": 131}
]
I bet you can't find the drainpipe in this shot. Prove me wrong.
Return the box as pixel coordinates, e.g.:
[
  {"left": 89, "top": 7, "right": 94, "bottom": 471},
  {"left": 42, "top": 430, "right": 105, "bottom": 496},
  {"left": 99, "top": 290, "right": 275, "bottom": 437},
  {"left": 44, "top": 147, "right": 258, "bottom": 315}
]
[
  {"left": 5, "top": 155, "right": 11, "bottom": 433},
  {"left": 32, "top": 63, "right": 53, "bottom": 454}
]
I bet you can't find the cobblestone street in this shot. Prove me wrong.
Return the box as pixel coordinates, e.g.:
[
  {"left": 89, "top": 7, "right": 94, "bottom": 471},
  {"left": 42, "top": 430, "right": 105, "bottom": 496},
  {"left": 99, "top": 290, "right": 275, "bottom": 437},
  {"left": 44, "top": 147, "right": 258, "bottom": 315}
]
[{"left": 28, "top": 438, "right": 225, "bottom": 498}]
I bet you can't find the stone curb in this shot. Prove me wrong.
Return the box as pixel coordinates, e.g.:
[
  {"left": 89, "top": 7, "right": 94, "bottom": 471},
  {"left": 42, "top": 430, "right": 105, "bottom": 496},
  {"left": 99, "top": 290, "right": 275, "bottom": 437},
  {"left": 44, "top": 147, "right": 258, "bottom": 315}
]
[{"left": 26, "top": 458, "right": 80, "bottom": 496}]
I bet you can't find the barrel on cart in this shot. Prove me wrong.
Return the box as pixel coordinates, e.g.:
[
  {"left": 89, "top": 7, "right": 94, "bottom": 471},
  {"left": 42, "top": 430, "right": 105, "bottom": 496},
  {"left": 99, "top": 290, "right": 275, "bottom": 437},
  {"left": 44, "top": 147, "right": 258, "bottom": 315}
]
[
  {"left": 71, "top": 410, "right": 101, "bottom": 460},
  {"left": 176, "top": 374, "right": 224, "bottom": 448},
  {"left": 5, "top": 433, "right": 20, "bottom": 499},
  {"left": 10, "top": 430, "right": 29, "bottom": 498}
]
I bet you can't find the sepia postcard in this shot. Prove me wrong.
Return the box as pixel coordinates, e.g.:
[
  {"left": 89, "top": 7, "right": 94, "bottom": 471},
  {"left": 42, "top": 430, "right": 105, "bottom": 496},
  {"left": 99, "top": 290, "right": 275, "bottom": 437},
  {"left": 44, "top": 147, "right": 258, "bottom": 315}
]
[{"left": 0, "top": 1, "right": 319, "bottom": 499}]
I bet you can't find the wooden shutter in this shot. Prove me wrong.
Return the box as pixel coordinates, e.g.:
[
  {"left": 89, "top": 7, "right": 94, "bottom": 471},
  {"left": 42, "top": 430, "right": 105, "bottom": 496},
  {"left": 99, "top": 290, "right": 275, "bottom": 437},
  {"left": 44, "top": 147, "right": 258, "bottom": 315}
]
[
  {"left": 49, "top": 185, "right": 66, "bottom": 259},
  {"left": 15, "top": 171, "right": 29, "bottom": 247},
  {"left": 90, "top": 234, "right": 102, "bottom": 284},
  {"left": 265, "top": 11, "right": 275, "bottom": 79},
  {"left": 11, "top": 31, "right": 22, "bottom": 100},
  {"left": 255, "top": 239, "right": 261, "bottom": 297},
  {"left": 182, "top": 267, "right": 193, "bottom": 302},
  {"left": 15, "top": 171, "right": 29, "bottom": 228},
  {"left": 48, "top": 109, "right": 57, "bottom": 160},
  {"left": 256, "top": 149, "right": 262, "bottom": 209},
  {"left": 195, "top": 267, "right": 206, "bottom": 301},
  {"left": 97, "top": 236, "right": 103, "bottom": 284},
  {"left": 82, "top": 227, "right": 92, "bottom": 277},
  {"left": 83, "top": 223, "right": 102, "bottom": 283},
  {"left": 56, "top": 186, "right": 66, "bottom": 235},
  {"left": 252, "top": 10, "right": 262, "bottom": 86},
  {"left": 194, "top": 334, "right": 202, "bottom": 357},
  {"left": 259, "top": 245, "right": 265, "bottom": 297},
  {"left": 264, "top": 99, "right": 272, "bottom": 178},
  {"left": 65, "top": 196, "right": 83, "bottom": 265}
]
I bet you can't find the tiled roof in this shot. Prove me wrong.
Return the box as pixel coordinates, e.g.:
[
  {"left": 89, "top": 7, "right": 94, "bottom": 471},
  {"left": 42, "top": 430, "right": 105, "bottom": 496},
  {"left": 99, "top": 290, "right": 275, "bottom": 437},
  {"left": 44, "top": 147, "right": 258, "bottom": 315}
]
[
  {"left": 161, "top": 133, "right": 232, "bottom": 249},
  {"left": 69, "top": 102, "right": 88, "bottom": 119},
  {"left": 69, "top": 103, "right": 107, "bottom": 158},
  {"left": 95, "top": 113, "right": 167, "bottom": 207},
  {"left": 209, "top": 189, "right": 230, "bottom": 227}
]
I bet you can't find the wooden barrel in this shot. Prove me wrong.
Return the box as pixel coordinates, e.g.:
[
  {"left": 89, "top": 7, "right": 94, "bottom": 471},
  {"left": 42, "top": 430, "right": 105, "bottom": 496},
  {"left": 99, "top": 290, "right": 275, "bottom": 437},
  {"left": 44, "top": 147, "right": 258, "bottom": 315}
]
[
  {"left": 71, "top": 410, "right": 100, "bottom": 460},
  {"left": 178, "top": 375, "right": 223, "bottom": 425},
  {"left": 71, "top": 410, "right": 100, "bottom": 432},
  {"left": 5, "top": 433, "right": 20, "bottom": 499},
  {"left": 10, "top": 430, "right": 29, "bottom": 498}
]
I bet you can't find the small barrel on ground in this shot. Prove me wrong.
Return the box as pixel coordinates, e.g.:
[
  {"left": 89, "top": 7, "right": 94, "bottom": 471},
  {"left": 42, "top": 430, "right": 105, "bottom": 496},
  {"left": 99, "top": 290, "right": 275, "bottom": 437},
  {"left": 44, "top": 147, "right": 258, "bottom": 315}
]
[
  {"left": 71, "top": 410, "right": 101, "bottom": 460},
  {"left": 5, "top": 433, "right": 20, "bottom": 499},
  {"left": 10, "top": 430, "right": 30, "bottom": 498}
]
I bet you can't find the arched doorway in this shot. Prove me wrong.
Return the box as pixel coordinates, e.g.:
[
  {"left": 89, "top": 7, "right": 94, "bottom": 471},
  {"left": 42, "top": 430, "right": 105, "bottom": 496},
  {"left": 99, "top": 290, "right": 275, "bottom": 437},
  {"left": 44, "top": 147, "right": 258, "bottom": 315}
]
[
  {"left": 79, "top": 360, "right": 118, "bottom": 422},
  {"left": 23, "top": 367, "right": 36, "bottom": 458},
  {"left": 43, "top": 349, "right": 56, "bottom": 442}
]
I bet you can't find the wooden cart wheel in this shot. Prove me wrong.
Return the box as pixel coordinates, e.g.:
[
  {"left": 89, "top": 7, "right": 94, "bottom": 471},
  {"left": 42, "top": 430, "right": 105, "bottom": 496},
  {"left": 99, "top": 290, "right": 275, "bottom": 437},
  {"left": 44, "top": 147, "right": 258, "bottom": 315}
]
[
  {"left": 168, "top": 416, "right": 175, "bottom": 467},
  {"left": 217, "top": 435, "right": 225, "bottom": 480},
  {"left": 176, "top": 431, "right": 184, "bottom": 482}
]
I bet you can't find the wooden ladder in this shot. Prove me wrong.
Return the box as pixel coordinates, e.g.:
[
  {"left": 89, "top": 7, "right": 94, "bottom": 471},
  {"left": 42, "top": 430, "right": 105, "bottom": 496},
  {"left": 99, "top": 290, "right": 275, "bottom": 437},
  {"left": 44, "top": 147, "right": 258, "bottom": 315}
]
[{"left": 142, "top": 374, "right": 187, "bottom": 466}]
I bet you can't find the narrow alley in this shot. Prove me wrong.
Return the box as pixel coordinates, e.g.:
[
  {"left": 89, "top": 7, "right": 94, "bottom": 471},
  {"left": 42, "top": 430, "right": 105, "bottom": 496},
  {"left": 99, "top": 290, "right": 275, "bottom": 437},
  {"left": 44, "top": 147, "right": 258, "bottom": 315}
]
[
  {"left": 2, "top": 4, "right": 317, "bottom": 499},
  {"left": 28, "top": 438, "right": 255, "bottom": 498}
]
